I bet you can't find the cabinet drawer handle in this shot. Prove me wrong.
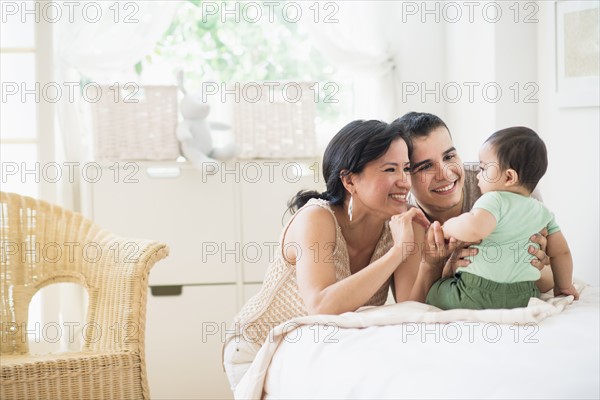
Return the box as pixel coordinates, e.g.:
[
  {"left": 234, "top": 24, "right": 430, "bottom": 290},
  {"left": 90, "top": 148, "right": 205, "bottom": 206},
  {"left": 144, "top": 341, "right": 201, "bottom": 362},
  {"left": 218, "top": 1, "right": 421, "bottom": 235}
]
[
  {"left": 146, "top": 167, "right": 181, "bottom": 179},
  {"left": 150, "top": 285, "right": 183, "bottom": 296}
]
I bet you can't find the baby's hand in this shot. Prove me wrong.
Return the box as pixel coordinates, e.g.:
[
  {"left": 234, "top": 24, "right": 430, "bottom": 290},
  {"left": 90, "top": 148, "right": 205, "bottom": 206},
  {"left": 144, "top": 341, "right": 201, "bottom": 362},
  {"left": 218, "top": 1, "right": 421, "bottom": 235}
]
[{"left": 554, "top": 284, "right": 580, "bottom": 300}]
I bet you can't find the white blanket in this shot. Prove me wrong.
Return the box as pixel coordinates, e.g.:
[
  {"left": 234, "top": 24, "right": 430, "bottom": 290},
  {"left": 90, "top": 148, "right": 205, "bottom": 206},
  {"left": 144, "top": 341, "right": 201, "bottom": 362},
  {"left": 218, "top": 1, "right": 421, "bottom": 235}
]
[{"left": 236, "top": 282, "right": 599, "bottom": 399}]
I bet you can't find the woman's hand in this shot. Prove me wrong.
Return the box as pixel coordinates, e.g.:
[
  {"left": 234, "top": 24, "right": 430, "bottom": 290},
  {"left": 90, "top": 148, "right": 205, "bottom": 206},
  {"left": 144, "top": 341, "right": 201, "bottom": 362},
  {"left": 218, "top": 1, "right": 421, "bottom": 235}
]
[
  {"left": 389, "top": 208, "right": 430, "bottom": 251},
  {"left": 421, "top": 221, "right": 460, "bottom": 271},
  {"left": 407, "top": 221, "right": 456, "bottom": 303},
  {"left": 529, "top": 228, "right": 549, "bottom": 270}
]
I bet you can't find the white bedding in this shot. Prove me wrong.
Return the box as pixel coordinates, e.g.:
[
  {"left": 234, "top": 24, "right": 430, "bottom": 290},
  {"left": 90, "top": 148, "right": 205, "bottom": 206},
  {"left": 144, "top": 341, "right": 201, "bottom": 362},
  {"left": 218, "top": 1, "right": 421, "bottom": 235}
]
[{"left": 236, "top": 282, "right": 599, "bottom": 399}]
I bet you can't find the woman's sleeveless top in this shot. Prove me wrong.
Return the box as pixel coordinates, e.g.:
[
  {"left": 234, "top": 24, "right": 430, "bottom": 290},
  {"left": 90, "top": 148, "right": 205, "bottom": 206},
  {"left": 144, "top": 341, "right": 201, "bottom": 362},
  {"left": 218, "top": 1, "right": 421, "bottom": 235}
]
[{"left": 229, "top": 198, "right": 392, "bottom": 346}]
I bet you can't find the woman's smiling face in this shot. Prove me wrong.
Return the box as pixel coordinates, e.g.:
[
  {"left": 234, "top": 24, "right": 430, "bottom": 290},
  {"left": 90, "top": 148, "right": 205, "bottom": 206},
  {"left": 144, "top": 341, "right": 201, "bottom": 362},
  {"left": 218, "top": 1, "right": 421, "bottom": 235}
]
[
  {"left": 409, "top": 126, "right": 465, "bottom": 219},
  {"left": 351, "top": 138, "right": 412, "bottom": 219}
]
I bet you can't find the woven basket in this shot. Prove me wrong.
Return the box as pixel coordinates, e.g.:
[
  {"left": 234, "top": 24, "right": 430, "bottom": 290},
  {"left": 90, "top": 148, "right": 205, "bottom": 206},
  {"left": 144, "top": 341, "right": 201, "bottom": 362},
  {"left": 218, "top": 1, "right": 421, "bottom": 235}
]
[
  {"left": 232, "top": 82, "right": 316, "bottom": 158},
  {"left": 90, "top": 85, "right": 180, "bottom": 161}
]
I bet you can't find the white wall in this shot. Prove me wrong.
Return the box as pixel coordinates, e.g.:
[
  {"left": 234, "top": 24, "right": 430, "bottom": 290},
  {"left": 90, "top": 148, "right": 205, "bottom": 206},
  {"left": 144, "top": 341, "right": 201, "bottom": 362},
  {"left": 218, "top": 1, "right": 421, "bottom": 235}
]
[
  {"left": 444, "top": 5, "right": 496, "bottom": 162},
  {"left": 386, "top": 1, "right": 446, "bottom": 119},
  {"left": 445, "top": 1, "right": 538, "bottom": 162},
  {"left": 390, "top": 1, "right": 538, "bottom": 161},
  {"left": 536, "top": 1, "right": 599, "bottom": 286}
]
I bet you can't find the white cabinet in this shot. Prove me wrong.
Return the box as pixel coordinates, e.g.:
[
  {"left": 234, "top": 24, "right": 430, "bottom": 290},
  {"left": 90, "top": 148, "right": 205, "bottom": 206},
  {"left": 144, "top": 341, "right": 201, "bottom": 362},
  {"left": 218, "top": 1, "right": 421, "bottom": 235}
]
[
  {"left": 88, "top": 160, "right": 323, "bottom": 399},
  {"left": 90, "top": 163, "right": 238, "bottom": 285},
  {"left": 146, "top": 285, "right": 238, "bottom": 400},
  {"left": 239, "top": 160, "right": 322, "bottom": 282},
  {"left": 243, "top": 283, "right": 263, "bottom": 303}
]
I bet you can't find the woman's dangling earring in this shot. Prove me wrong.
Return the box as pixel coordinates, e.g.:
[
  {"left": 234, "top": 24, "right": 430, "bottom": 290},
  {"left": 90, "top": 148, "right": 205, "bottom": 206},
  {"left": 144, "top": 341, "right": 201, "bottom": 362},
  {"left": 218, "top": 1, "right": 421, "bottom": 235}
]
[{"left": 348, "top": 195, "right": 353, "bottom": 222}]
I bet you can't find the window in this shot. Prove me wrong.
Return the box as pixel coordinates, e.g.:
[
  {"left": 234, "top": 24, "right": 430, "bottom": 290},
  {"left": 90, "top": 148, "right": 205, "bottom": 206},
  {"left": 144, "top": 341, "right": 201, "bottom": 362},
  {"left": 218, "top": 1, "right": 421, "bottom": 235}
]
[
  {"left": 1, "top": 6, "right": 55, "bottom": 201},
  {"left": 131, "top": 0, "right": 354, "bottom": 150},
  {"left": 1, "top": 4, "right": 60, "bottom": 352}
]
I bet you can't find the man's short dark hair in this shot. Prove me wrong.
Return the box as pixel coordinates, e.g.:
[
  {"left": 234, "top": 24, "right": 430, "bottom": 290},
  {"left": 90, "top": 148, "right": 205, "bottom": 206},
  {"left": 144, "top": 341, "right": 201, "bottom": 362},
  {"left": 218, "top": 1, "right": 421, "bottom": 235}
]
[{"left": 389, "top": 112, "right": 450, "bottom": 157}]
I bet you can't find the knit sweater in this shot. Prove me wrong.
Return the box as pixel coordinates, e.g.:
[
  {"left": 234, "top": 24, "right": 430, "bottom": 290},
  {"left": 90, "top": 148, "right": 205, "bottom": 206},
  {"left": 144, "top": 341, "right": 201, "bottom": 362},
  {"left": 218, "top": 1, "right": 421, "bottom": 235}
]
[{"left": 228, "top": 198, "right": 391, "bottom": 346}]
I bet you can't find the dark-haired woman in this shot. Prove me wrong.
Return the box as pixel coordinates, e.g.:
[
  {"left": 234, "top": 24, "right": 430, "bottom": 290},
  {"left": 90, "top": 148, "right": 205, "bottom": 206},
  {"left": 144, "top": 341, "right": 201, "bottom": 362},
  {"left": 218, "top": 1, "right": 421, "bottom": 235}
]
[{"left": 223, "top": 119, "right": 454, "bottom": 391}]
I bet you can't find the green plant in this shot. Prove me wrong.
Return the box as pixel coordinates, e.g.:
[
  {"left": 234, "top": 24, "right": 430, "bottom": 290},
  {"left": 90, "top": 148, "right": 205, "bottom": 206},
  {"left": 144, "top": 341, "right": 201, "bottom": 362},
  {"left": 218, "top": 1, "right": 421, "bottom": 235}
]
[{"left": 136, "top": 0, "right": 341, "bottom": 121}]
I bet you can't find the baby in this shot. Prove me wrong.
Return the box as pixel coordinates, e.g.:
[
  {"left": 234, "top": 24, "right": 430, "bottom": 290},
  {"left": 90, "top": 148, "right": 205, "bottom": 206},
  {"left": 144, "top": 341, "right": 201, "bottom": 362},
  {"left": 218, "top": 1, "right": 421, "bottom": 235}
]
[{"left": 426, "top": 127, "right": 579, "bottom": 309}]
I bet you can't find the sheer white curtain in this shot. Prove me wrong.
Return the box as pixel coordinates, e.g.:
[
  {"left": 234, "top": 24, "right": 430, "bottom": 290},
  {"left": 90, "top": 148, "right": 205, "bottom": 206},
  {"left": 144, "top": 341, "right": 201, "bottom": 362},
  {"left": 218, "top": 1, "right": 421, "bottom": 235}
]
[
  {"left": 54, "top": 0, "right": 180, "bottom": 209},
  {"left": 36, "top": 1, "right": 179, "bottom": 354},
  {"left": 300, "top": 1, "right": 399, "bottom": 121},
  {"left": 57, "top": 1, "right": 179, "bottom": 75}
]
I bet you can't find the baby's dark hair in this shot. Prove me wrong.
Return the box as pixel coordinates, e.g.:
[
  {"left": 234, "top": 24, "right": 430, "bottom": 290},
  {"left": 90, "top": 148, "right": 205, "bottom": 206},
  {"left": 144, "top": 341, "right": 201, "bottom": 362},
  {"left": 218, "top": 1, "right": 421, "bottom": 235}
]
[{"left": 485, "top": 126, "right": 547, "bottom": 193}]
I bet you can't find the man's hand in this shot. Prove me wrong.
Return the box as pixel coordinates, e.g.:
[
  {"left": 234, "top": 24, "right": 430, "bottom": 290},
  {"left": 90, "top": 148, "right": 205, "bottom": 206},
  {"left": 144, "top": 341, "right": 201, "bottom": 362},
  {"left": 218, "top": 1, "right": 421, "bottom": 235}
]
[{"left": 529, "top": 228, "right": 549, "bottom": 270}]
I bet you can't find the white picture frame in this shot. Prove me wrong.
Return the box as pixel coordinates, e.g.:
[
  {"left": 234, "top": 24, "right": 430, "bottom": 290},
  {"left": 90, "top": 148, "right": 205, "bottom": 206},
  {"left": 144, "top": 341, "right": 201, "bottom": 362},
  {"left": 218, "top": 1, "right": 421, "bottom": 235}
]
[{"left": 555, "top": 1, "right": 600, "bottom": 108}]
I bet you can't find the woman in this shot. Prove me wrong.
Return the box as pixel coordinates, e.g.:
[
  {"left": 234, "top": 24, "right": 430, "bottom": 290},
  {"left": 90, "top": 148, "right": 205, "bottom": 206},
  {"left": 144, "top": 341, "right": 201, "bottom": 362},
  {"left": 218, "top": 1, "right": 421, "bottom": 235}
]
[
  {"left": 223, "top": 119, "right": 446, "bottom": 391},
  {"left": 390, "top": 112, "right": 553, "bottom": 298}
]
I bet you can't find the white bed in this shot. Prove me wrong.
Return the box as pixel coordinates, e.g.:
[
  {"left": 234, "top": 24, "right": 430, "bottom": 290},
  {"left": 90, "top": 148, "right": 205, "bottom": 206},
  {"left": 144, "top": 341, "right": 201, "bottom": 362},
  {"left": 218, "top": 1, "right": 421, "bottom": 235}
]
[{"left": 236, "top": 282, "right": 599, "bottom": 399}]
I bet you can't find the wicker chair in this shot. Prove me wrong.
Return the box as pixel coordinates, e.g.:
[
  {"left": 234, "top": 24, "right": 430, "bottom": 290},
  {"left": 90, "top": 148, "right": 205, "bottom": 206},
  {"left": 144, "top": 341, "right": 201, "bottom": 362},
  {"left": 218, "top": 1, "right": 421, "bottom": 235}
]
[{"left": 0, "top": 192, "right": 169, "bottom": 400}]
